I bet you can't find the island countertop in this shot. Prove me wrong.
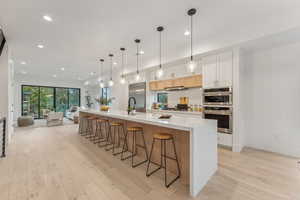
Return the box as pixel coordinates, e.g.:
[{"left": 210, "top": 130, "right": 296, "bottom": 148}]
[
  {"left": 80, "top": 109, "right": 213, "bottom": 131},
  {"left": 79, "top": 109, "right": 218, "bottom": 197}
]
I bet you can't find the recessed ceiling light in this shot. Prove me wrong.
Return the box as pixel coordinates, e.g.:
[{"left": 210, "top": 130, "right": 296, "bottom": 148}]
[
  {"left": 84, "top": 81, "right": 89, "bottom": 85},
  {"left": 184, "top": 30, "right": 190, "bottom": 36},
  {"left": 61, "top": 67, "right": 65, "bottom": 71},
  {"left": 37, "top": 44, "right": 44, "bottom": 49},
  {"left": 53, "top": 74, "right": 57, "bottom": 78},
  {"left": 20, "top": 61, "right": 26, "bottom": 65},
  {"left": 90, "top": 72, "right": 95, "bottom": 76},
  {"left": 113, "top": 62, "right": 117, "bottom": 65},
  {"left": 139, "top": 50, "right": 145, "bottom": 55},
  {"left": 43, "top": 15, "right": 53, "bottom": 22}
]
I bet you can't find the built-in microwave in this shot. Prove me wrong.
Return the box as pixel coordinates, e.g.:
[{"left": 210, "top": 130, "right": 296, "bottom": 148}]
[{"left": 203, "top": 87, "right": 232, "bottom": 106}]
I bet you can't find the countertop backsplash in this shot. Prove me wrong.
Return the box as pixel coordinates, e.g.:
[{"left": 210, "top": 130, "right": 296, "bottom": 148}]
[{"left": 152, "top": 87, "right": 203, "bottom": 108}]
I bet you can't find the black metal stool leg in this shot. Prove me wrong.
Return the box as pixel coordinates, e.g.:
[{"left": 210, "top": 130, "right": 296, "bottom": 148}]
[
  {"left": 164, "top": 137, "right": 181, "bottom": 188},
  {"left": 93, "top": 121, "right": 104, "bottom": 144},
  {"left": 113, "top": 125, "right": 126, "bottom": 156},
  {"left": 132, "top": 130, "right": 148, "bottom": 168},
  {"left": 98, "top": 120, "right": 109, "bottom": 147},
  {"left": 105, "top": 124, "right": 114, "bottom": 151},
  {"left": 86, "top": 120, "right": 95, "bottom": 139},
  {"left": 121, "top": 129, "right": 129, "bottom": 160},
  {"left": 146, "top": 138, "right": 161, "bottom": 176},
  {"left": 81, "top": 118, "right": 89, "bottom": 136}
]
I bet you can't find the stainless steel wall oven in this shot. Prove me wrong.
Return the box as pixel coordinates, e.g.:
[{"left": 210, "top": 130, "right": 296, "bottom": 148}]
[
  {"left": 203, "top": 106, "right": 232, "bottom": 134},
  {"left": 203, "top": 87, "right": 233, "bottom": 134}
]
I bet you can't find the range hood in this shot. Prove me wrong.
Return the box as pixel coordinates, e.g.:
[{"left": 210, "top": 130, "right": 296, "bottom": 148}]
[{"left": 164, "top": 86, "right": 188, "bottom": 91}]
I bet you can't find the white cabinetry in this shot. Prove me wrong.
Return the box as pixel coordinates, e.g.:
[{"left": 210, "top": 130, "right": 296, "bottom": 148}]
[
  {"left": 202, "top": 55, "right": 217, "bottom": 88},
  {"left": 202, "top": 51, "right": 233, "bottom": 88},
  {"left": 218, "top": 133, "right": 233, "bottom": 147}
]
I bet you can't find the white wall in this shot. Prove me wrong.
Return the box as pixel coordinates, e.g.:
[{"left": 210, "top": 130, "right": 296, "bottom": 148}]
[
  {"left": 13, "top": 74, "right": 86, "bottom": 121},
  {"left": 0, "top": 44, "right": 9, "bottom": 117},
  {"left": 242, "top": 42, "right": 300, "bottom": 157},
  {"left": 0, "top": 43, "right": 13, "bottom": 141}
]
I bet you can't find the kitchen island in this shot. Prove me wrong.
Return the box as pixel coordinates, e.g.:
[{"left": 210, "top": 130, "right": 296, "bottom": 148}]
[{"left": 79, "top": 109, "right": 217, "bottom": 197}]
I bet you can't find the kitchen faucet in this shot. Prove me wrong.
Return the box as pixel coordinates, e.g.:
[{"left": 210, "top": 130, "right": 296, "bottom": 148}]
[{"left": 128, "top": 96, "right": 137, "bottom": 115}]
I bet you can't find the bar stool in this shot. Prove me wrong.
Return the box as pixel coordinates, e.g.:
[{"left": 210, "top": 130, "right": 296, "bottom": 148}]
[
  {"left": 97, "top": 118, "right": 111, "bottom": 148},
  {"left": 105, "top": 122, "right": 126, "bottom": 156},
  {"left": 146, "top": 133, "right": 181, "bottom": 188},
  {"left": 91, "top": 119, "right": 107, "bottom": 144},
  {"left": 79, "top": 116, "right": 89, "bottom": 135},
  {"left": 121, "top": 127, "right": 149, "bottom": 168},
  {"left": 84, "top": 116, "right": 98, "bottom": 139},
  {"left": 80, "top": 116, "right": 93, "bottom": 136}
]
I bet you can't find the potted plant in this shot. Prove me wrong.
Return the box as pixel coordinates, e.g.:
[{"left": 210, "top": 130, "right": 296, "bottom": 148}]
[{"left": 95, "top": 97, "right": 113, "bottom": 111}]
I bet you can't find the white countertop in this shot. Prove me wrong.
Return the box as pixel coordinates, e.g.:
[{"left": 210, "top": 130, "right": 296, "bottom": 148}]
[
  {"left": 80, "top": 109, "right": 213, "bottom": 131},
  {"left": 150, "top": 109, "right": 202, "bottom": 116}
]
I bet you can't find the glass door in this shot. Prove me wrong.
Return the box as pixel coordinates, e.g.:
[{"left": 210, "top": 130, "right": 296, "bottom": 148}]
[
  {"left": 22, "top": 86, "right": 39, "bottom": 118},
  {"left": 39, "top": 87, "right": 55, "bottom": 119},
  {"left": 21, "top": 85, "right": 81, "bottom": 119},
  {"left": 55, "top": 88, "right": 69, "bottom": 115},
  {"left": 69, "top": 88, "right": 80, "bottom": 107}
]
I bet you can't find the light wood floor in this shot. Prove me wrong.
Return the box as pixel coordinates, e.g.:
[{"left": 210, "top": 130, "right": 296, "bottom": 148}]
[{"left": 1, "top": 125, "right": 299, "bottom": 200}]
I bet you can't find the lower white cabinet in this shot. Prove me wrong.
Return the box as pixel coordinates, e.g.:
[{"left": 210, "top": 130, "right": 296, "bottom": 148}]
[{"left": 218, "top": 133, "right": 233, "bottom": 147}]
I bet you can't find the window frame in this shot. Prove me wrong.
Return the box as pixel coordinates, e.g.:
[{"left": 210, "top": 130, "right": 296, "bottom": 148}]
[
  {"left": 21, "top": 85, "right": 81, "bottom": 119},
  {"left": 157, "top": 92, "right": 168, "bottom": 104}
]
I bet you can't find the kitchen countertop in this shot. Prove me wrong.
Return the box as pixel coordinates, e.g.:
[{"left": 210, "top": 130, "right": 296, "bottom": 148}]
[
  {"left": 80, "top": 109, "right": 208, "bottom": 131},
  {"left": 150, "top": 109, "right": 202, "bottom": 116},
  {"left": 80, "top": 109, "right": 218, "bottom": 197}
]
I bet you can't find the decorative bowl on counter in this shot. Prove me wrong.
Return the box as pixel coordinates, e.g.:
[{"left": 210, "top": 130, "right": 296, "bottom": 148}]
[{"left": 100, "top": 105, "right": 109, "bottom": 111}]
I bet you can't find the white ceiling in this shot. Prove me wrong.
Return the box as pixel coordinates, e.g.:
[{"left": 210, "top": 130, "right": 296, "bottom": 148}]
[{"left": 1, "top": 0, "right": 300, "bottom": 83}]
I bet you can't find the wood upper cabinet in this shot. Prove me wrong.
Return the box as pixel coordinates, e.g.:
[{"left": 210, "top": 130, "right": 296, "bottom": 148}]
[
  {"left": 149, "top": 75, "right": 202, "bottom": 91},
  {"left": 183, "top": 74, "right": 202, "bottom": 88},
  {"left": 173, "top": 77, "right": 185, "bottom": 87},
  {"left": 149, "top": 81, "right": 158, "bottom": 91}
]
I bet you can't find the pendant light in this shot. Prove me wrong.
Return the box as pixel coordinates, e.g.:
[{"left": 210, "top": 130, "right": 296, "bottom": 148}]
[
  {"left": 135, "top": 39, "right": 141, "bottom": 81},
  {"left": 99, "top": 59, "right": 105, "bottom": 88},
  {"left": 187, "top": 8, "right": 197, "bottom": 72},
  {"left": 108, "top": 54, "right": 114, "bottom": 87},
  {"left": 120, "top": 47, "right": 126, "bottom": 84},
  {"left": 156, "top": 26, "right": 164, "bottom": 78}
]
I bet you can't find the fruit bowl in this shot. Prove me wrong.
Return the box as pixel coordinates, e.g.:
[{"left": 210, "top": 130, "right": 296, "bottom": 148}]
[{"left": 100, "top": 105, "right": 109, "bottom": 111}]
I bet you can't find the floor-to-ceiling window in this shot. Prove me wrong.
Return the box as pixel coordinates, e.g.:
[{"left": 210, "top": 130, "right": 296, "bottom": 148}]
[
  {"left": 55, "top": 88, "right": 69, "bottom": 115},
  {"left": 39, "top": 87, "right": 55, "bottom": 119},
  {"left": 21, "top": 85, "right": 80, "bottom": 119},
  {"left": 22, "top": 86, "right": 39, "bottom": 118}
]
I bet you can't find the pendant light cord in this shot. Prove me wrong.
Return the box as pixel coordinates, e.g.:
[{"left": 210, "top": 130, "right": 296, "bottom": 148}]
[
  {"left": 136, "top": 43, "right": 139, "bottom": 74},
  {"left": 159, "top": 31, "right": 162, "bottom": 68},
  {"left": 121, "top": 51, "right": 124, "bottom": 77},
  {"left": 191, "top": 14, "right": 193, "bottom": 61},
  {"left": 110, "top": 56, "right": 113, "bottom": 80},
  {"left": 100, "top": 61, "right": 102, "bottom": 78},
  {"left": 99, "top": 59, "right": 104, "bottom": 82}
]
